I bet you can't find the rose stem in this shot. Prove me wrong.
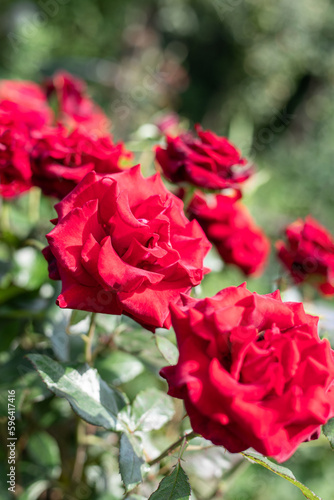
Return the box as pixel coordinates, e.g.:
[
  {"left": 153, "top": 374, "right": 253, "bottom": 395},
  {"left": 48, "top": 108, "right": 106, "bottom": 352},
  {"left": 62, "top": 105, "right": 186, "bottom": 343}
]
[
  {"left": 71, "top": 418, "right": 87, "bottom": 484},
  {"left": 85, "top": 312, "right": 97, "bottom": 365},
  {"left": 148, "top": 430, "right": 198, "bottom": 466},
  {"left": 28, "top": 186, "right": 41, "bottom": 224}
]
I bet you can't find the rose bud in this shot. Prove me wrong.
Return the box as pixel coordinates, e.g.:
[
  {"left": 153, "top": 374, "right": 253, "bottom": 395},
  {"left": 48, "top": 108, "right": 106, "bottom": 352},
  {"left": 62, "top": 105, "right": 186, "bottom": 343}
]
[{"left": 31, "top": 126, "right": 132, "bottom": 199}]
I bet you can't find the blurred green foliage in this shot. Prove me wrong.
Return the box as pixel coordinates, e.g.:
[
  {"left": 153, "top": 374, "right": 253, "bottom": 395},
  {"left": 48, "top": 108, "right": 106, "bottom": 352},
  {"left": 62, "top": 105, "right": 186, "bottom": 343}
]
[
  {"left": 1, "top": 1, "right": 334, "bottom": 499},
  {"left": 1, "top": 0, "right": 333, "bottom": 231}
]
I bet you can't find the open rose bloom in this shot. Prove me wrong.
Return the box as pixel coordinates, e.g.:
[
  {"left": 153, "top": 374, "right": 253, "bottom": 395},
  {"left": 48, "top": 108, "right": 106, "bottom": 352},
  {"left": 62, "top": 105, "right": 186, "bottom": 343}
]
[
  {"left": 31, "top": 126, "right": 131, "bottom": 199},
  {"left": 277, "top": 216, "right": 334, "bottom": 295},
  {"left": 43, "top": 166, "right": 211, "bottom": 331},
  {"left": 161, "top": 284, "right": 334, "bottom": 462},
  {"left": 155, "top": 124, "right": 253, "bottom": 190}
]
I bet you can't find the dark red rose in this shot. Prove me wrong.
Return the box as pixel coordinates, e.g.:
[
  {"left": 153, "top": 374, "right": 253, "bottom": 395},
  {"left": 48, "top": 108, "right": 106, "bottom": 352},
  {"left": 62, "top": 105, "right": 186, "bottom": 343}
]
[
  {"left": 276, "top": 216, "right": 334, "bottom": 295},
  {"left": 0, "top": 105, "right": 33, "bottom": 198},
  {"left": 45, "top": 71, "right": 110, "bottom": 135},
  {"left": 188, "top": 192, "right": 269, "bottom": 276},
  {"left": 155, "top": 124, "right": 253, "bottom": 190},
  {"left": 0, "top": 79, "right": 52, "bottom": 129},
  {"left": 31, "top": 126, "right": 132, "bottom": 199},
  {"left": 43, "top": 166, "right": 211, "bottom": 331},
  {"left": 160, "top": 283, "right": 334, "bottom": 462}
]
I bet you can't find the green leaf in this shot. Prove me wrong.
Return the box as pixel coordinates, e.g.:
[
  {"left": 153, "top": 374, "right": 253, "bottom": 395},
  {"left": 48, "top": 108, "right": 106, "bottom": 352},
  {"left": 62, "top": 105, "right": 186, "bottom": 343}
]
[
  {"left": 242, "top": 451, "right": 323, "bottom": 500},
  {"left": 15, "top": 372, "right": 52, "bottom": 416},
  {"left": 18, "top": 480, "right": 50, "bottom": 500},
  {"left": 95, "top": 312, "right": 119, "bottom": 332},
  {"left": 26, "top": 431, "right": 61, "bottom": 478},
  {"left": 70, "top": 309, "right": 90, "bottom": 326},
  {"left": 0, "top": 318, "right": 21, "bottom": 352},
  {"left": 119, "top": 433, "right": 144, "bottom": 491},
  {"left": 156, "top": 335, "right": 179, "bottom": 365},
  {"left": 0, "top": 352, "right": 51, "bottom": 417},
  {"left": 47, "top": 315, "right": 70, "bottom": 363},
  {"left": 115, "top": 327, "right": 153, "bottom": 354},
  {"left": 149, "top": 463, "right": 191, "bottom": 500},
  {"left": 131, "top": 388, "right": 175, "bottom": 431},
  {"left": 96, "top": 351, "right": 145, "bottom": 386},
  {"left": 323, "top": 418, "right": 334, "bottom": 450},
  {"left": 27, "top": 354, "right": 126, "bottom": 431},
  {"left": 13, "top": 247, "right": 48, "bottom": 290}
]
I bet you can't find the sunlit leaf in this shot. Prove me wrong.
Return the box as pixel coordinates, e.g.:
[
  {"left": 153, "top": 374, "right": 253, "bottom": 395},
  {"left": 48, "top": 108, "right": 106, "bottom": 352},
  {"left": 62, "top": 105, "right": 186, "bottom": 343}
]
[
  {"left": 96, "top": 351, "right": 145, "bottom": 386},
  {"left": 27, "top": 354, "right": 126, "bottom": 431},
  {"left": 17, "top": 480, "right": 50, "bottom": 500},
  {"left": 13, "top": 247, "right": 48, "bottom": 291},
  {"left": 131, "top": 388, "right": 175, "bottom": 431},
  {"left": 156, "top": 335, "right": 179, "bottom": 366}
]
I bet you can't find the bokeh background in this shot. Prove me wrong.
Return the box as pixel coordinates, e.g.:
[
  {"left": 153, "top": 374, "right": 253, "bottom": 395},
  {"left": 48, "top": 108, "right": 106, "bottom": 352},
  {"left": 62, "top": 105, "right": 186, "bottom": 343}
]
[{"left": 1, "top": 1, "right": 334, "bottom": 499}]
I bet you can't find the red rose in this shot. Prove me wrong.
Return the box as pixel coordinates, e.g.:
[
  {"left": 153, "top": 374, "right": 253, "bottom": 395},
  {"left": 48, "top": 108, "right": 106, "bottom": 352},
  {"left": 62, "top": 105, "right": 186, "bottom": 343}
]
[
  {"left": 0, "top": 105, "right": 33, "bottom": 198},
  {"left": 43, "top": 166, "right": 211, "bottom": 331},
  {"left": 0, "top": 79, "right": 52, "bottom": 129},
  {"left": 188, "top": 192, "right": 269, "bottom": 276},
  {"left": 160, "top": 284, "right": 334, "bottom": 462},
  {"left": 45, "top": 71, "right": 110, "bottom": 136},
  {"left": 155, "top": 124, "right": 253, "bottom": 190},
  {"left": 31, "top": 126, "right": 131, "bottom": 199},
  {"left": 276, "top": 217, "right": 334, "bottom": 295}
]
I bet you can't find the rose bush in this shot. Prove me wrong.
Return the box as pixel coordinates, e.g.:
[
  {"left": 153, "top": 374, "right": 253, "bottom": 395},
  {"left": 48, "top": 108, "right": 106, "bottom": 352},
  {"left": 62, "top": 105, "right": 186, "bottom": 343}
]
[
  {"left": 276, "top": 216, "right": 334, "bottom": 295},
  {"left": 161, "top": 283, "right": 334, "bottom": 462},
  {"left": 188, "top": 191, "right": 270, "bottom": 275},
  {"left": 155, "top": 124, "right": 253, "bottom": 190},
  {"left": 43, "top": 165, "right": 211, "bottom": 331},
  {"left": 31, "top": 126, "right": 131, "bottom": 199}
]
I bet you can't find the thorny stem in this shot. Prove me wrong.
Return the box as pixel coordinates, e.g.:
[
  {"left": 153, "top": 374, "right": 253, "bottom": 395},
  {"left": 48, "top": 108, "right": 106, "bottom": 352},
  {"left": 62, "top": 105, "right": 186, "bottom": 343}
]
[
  {"left": 178, "top": 435, "right": 189, "bottom": 462},
  {"left": 148, "top": 431, "right": 198, "bottom": 466}
]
